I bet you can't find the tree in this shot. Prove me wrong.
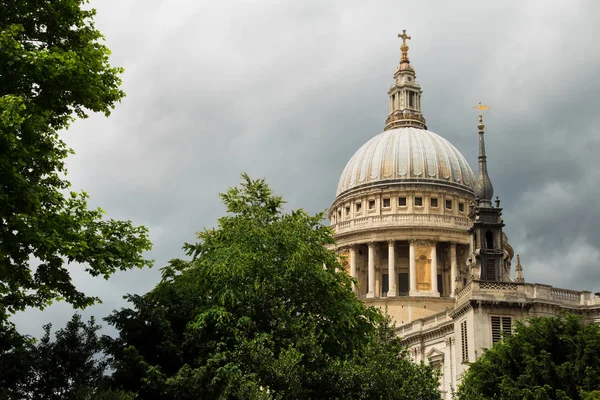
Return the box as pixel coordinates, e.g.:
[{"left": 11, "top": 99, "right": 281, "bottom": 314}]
[
  {"left": 0, "top": 313, "right": 135, "bottom": 400},
  {"left": 0, "top": 320, "right": 34, "bottom": 399},
  {"left": 456, "top": 313, "right": 600, "bottom": 400},
  {"left": 0, "top": 0, "right": 152, "bottom": 317},
  {"left": 30, "top": 314, "right": 110, "bottom": 399},
  {"left": 104, "top": 175, "right": 440, "bottom": 399}
]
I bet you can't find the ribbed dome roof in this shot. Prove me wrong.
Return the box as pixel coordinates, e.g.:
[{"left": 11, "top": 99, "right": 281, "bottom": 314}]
[{"left": 336, "top": 127, "right": 475, "bottom": 197}]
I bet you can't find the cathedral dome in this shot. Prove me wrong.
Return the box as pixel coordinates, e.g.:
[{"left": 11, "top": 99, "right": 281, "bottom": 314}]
[{"left": 336, "top": 127, "right": 476, "bottom": 197}]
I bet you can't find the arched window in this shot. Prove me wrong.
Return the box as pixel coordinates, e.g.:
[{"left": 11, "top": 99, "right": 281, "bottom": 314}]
[{"left": 485, "top": 231, "right": 494, "bottom": 249}]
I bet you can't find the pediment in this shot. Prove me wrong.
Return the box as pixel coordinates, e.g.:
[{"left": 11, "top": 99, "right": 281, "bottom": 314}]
[{"left": 426, "top": 347, "right": 444, "bottom": 363}]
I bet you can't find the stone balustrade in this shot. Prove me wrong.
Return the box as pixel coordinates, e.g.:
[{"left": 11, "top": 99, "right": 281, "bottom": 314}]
[
  {"left": 397, "top": 310, "right": 452, "bottom": 337},
  {"left": 397, "top": 281, "right": 600, "bottom": 338},
  {"left": 333, "top": 213, "right": 471, "bottom": 235},
  {"left": 454, "top": 280, "right": 600, "bottom": 309}
]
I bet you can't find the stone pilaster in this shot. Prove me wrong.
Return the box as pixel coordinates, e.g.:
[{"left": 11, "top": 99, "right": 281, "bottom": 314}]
[
  {"left": 350, "top": 245, "right": 357, "bottom": 293},
  {"left": 367, "top": 241, "right": 375, "bottom": 298},
  {"left": 388, "top": 240, "right": 396, "bottom": 297},
  {"left": 409, "top": 239, "right": 417, "bottom": 295},
  {"left": 450, "top": 242, "right": 457, "bottom": 297},
  {"left": 431, "top": 242, "right": 440, "bottom": 296}
]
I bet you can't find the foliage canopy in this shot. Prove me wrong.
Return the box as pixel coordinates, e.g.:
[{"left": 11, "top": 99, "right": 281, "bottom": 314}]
[
  {"left": 104, "top": 175, "right": 441, "bottom": 399},
  {"left": 457, "top": 313, "right": 600, "bottom": 400},
  {"left": 0, "top": 313, "right": 134, "bottom": 400},
  {"left": 0, "top": 0, "right": 152, "bottom": 317}
]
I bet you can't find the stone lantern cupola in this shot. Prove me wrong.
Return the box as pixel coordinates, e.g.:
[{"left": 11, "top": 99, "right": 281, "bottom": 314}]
[{"left": 384, "top": 30, "right": 427, "bottom": 130}]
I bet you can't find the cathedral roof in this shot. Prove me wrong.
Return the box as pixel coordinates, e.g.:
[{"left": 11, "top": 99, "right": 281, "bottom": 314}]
[
  {"left": 335, "top": 127, "right": 476, "bottom": 197},
  {"left": 334, "top": 31, "right": 476, "bottom": 200}
]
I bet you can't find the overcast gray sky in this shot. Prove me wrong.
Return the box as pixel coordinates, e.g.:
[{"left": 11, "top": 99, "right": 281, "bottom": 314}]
[{"left": 12, "top": 0, "right": 600, "bottom": 337}]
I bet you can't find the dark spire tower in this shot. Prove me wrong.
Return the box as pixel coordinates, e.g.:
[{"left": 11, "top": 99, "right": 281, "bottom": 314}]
[
  {"left": 474, "top": 102, "right": 494, "bottom": 207},
  {"left": 469, "top": 104, "right": 506, "bottom": 282}
]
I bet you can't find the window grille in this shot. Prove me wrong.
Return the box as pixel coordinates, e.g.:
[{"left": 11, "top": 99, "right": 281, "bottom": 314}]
[
  {"left": 461, "top": 321, "right": 468, "bottom": 362},
  {"left": 485, "top": 257, "right": 496, "bottom": 281},
  {"left": 491, "top": 316, "right": 512, "bottom": 344}
]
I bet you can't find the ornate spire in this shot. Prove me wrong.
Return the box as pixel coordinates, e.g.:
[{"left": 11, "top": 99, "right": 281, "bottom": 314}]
[
  {"left": 515, "top": 254, "right": 525, "bottom": 282},
  {"left": 473, "top": 102, "right": 494, "bottom": 207},
  {"left": 384, "top": 30, "right": 427, "bottom": 131}
]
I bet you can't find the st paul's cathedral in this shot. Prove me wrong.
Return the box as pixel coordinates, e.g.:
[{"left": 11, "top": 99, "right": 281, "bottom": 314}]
[{"left": 328, "top": 30, "right": 600, "bottom": 398}]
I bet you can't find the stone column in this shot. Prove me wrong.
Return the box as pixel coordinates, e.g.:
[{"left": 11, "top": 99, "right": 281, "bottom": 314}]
[
  {"left": 367, "top": 242, "right": 375, "bottom": 298},
  {"left": 409, "top": 239, "right": 417, "bottom": 295},
  {"left": 450, "top": 242, "right": 457, "bottom": 297},
  {"left": 431, "top": 242, "right": 439, "bottom": 296},
  {"left": 388, "top": 240, "right": 396, "bottom": 297},
  {"left": 350, "top": 245, "right": 357, "bottom": 293}
]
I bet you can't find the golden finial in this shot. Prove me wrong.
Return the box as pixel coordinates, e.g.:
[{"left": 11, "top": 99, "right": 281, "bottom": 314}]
[
  {"left": 473, "top": 101, "right": 490, "bottom": 131},
  {"left": 473, "top": 101, "right": 490, "bottom": 116},
  {"left": 398, "top": 29, "right": 411, "bottom": 61}
]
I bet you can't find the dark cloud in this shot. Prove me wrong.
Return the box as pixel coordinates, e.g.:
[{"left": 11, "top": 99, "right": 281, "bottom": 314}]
[{"left": 11, "top": 0, "right": 600, "bottom": 336}]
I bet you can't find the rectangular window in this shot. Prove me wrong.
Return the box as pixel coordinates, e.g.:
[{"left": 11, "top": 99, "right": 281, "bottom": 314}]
[
  {"left": 461, "top": 321, "right": 469, "bottom": 362},
  {"left": 414, "top": 196, "right": 423, "bottom": 207},
  {"left": 491, "top": 316, "right": 512, "bottom": 344},
  {"left": 459, "top": 202, "right": 465, "bottom": 212},
  {"left": 368, "top": 200, "right": 376, "bottom": 210},
  {"left": 398, "top": 197, "right": 407, "bottom": 207},
  {"left": 356, "top": 202, "right": 362, "bottom": 213},
  {"left": 345, "top": 206, "right": 350, "bottom": 216},
  {"left": 383, "top": 198, "right": 391, "bottom": 208},
  {"left": 486, "top": 257, "right": 497, "bottom": 281},
  {"left": 409, "top": 92, "right": 414, "bottom": 107},
  {"left": 446, "top": 199, "right": 452, "bottom": 209},
  {"left": 398, "top": 273, "right": 409, "bottom": 295},
  {"left": 431, "top": 197, "right": 438, "bottom": 208},
  {"left": 382, "top": 273, "right": 389, "bottom": 297}
]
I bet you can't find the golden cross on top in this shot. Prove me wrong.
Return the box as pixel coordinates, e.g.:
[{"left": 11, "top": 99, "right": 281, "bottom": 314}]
[
  {"left": 473, "top": 101, "right": 490, "bottom": 116},
  {"left": 398, "top": 29, "right": 411, "bottom": 46}
]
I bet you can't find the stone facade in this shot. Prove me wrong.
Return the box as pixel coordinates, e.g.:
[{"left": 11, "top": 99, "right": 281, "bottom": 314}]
[
  {"left": 397, "top": 282, "right": 600, "bottom": 397},
  {"left": 328, "top": 32, "right": 600, "bottom": 398}
]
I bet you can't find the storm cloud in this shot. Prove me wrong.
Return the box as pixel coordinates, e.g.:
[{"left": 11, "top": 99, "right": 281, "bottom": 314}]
[{"left": 12, "top": 0, "right": 600, "bottom": 336}]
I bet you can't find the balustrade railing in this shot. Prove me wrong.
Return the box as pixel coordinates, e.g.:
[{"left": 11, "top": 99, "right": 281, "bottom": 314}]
[
  {"left": 478, "top": 281, "right": 519, "bottom": 291},
  {"left": 550, "top": 288, "right": 580, "bottom": 303},
  {"left": 332, "top": 213, "right": 471, "bottom": 234},
  {"left": 453, "top": 280, "right": 596, "bottom": 308}
]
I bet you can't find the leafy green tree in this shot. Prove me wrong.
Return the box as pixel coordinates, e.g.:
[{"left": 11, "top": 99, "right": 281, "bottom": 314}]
[
  {"left": 457, "top": 313, "right": 600, "bottom": 400},
  {"left": 0, "top": 320, "right": 34, "bottom": 399},
  {"left": 0, "top": 314, "right": 135, "bottom": 400},
  {"left": 104, "top": 175, "right": 440, "bottom": 399},
  {"left": 30, "top": 314, "right": 109, "bottom": 399},
  {"left": 0, "top": 0, "right": 152, "bottom": 317}
]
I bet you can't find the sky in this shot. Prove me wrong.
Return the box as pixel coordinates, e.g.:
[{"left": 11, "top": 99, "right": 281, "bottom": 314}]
[{"left": 12, "top": 0, "right": 600, "bottom": 337}]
